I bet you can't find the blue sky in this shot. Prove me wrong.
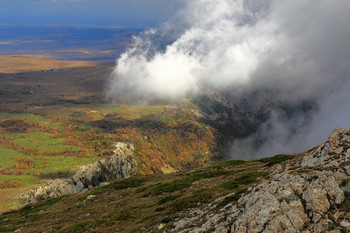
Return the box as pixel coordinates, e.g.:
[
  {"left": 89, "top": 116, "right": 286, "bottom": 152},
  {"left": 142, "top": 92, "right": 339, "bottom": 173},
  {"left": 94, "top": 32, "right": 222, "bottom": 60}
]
[{"left": 0, "top": 0, "right": 181, "bottom": 27}]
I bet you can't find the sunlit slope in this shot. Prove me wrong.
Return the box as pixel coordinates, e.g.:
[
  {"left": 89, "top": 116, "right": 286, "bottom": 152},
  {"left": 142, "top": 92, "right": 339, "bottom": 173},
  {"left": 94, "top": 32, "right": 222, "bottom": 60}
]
[
  {"left": 0, "top": 102, "right": 218, "bottom": 211},
  {"left": 0, "top": 156, "right": 280, "bottom": 232}
]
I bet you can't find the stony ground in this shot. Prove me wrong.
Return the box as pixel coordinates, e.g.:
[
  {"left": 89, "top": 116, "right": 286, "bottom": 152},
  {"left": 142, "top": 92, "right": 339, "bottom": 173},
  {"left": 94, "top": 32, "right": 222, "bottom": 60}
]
[{"left": 167, "top": 128, "right": 350, "bottom": 233}]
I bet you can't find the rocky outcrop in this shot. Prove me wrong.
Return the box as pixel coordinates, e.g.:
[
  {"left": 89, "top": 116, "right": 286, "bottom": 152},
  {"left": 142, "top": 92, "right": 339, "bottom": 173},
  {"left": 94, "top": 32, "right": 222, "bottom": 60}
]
[
  {"left": 19, "top": 142, "right": 137, "bottom": 203},
  {"left": 170, "top": 128, "right": 350, "bottom": 233}
]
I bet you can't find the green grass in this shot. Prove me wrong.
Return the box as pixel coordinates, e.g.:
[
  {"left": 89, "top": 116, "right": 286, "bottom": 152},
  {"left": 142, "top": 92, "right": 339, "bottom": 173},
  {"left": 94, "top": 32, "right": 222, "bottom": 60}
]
[
  {"left": 2, "top": 152, "right": 95, "bottom": 175},
  {"left": 211, "top": 160, "right": 248, "bottom": 169},
  {"left": 161, "top": 214, "right": 179, "bottom": 223},
  {"left": 0, "top": 143, "right": 95, "bottom": 188},
  {"left": 89, "top": 177, "right": 146, "bottom": 196},
  {"left": 69, "top": 111, "right": 91, "bottom": 119},
  {"left": 171, "top": 189, "right": 215, "bottom": 212},
  {"left": 0, "top": 146, "right": 27, "bottom": 168},
  {"left": 221, "top": 171, "right": 268, "bottom": 190},
  {"left": 13, "top": 132, "right": 80, "bottom": 152},
  {"left": 102, "top": 104, "right": 165, "bottom": 120},
  {"left": 58, "top": 220, "right": 106, "bottom": 233},
  {"left": 34, "top": 156, "right": 95, "bottom": 174},
  {"left": 156, "top": 195, "right": 180, "bottom": 205},
  {"left": 188, "top": 169, "right": 239, "bottom": 180},
  {"left": 39, "top": 106, "right": 88, "bottom": 118},
  {"left": 148, "top": 179, "right": 193, "bottom": 195},
  {"left": 0, "top": 175, "right": 41, "bottom": 187},
  {"left": 258, "top": 154, "right": 295, "bottom": 167},
  {"left": 0, "top": 113, "right": 48, "bottom": 123},
  {"left": 0, "top": 144, "right": 92, "bottom": 176},
  {"left": 116, "top": 209, "right": 133, "bottom": 221},
  {"left": 217, "top": 188, "right": 247, "bottom": 208},
  {"left": 138, "top": 168, "right": 242, "bottom": 196},
  {"left": 45, "top": 122, "right": 67, "bottom": 130},
  {"left": 20, "top": 195, "right": 68, "bottom": 215}
]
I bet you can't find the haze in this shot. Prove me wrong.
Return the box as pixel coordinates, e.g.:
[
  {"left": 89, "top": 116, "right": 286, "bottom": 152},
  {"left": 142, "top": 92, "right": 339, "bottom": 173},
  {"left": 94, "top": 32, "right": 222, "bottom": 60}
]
[{"left": 0, "top": 0, "right": 182, "bottom": 27}]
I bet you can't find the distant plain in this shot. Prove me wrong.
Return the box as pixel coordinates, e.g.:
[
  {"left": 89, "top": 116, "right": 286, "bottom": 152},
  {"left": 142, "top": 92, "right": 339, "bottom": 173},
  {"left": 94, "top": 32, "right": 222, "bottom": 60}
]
[{"left": 0, "top": 25, "right": 143, "bottom": 61}]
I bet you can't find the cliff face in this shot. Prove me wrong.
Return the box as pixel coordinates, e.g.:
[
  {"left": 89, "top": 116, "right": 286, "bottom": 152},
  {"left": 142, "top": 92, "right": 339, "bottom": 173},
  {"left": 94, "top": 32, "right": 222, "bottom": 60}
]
[
  {"left": 169, "top": 128, "right": 350, "bottom": 232},
  {"left": 19, "top": 142, "right": 137, "bottom": 203}
]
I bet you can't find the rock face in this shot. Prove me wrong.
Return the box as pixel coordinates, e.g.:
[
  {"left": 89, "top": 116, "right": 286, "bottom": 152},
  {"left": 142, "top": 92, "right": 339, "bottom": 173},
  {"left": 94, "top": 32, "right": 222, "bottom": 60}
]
[
  {"left": 170, "top": 128, "right": 350, "bottom": 233},
  {"left": 19, "top": 142, "right": 137, "bottom": 203}
]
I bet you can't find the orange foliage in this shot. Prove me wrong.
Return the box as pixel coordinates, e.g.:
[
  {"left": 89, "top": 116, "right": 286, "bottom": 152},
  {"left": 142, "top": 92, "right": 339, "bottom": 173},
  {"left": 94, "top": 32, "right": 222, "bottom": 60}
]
[
  {"left": 111, "top": 107, "right": 216, "bottom": 174},
  {"left": 13, "top": 156, "right": 35, "bottom": 169},
  {"left": 0, "top": 180, "right": 20, "bottom": 189},
  {"left": 0, "top": 103, "right": 217, "bottom": 176}
]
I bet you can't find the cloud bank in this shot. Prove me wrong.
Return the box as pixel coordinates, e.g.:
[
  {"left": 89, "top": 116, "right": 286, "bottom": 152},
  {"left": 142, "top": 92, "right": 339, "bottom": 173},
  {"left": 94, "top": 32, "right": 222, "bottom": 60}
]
[{"left": 107, "top": 0, "right": 350, "bottom": 158}]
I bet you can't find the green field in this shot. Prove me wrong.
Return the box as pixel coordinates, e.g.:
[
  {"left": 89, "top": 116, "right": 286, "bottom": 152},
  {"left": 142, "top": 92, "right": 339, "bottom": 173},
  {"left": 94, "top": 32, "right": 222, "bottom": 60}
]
[{"left": 0, "top": 102, "right": 217, "bottom": 213}]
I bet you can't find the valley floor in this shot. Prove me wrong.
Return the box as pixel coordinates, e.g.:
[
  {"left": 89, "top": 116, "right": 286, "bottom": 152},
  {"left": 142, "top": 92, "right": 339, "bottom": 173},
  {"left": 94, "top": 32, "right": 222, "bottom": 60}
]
[{"left": 0, "top": 57, "right": 217, "bottom": 212}]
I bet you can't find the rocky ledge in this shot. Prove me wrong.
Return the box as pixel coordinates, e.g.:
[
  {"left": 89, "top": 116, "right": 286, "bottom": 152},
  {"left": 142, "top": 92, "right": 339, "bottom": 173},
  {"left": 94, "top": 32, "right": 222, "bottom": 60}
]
[
  {"left": 168, "top": 128, "right": 350, "bottom": 233},
  {"left": 19, "top": 142, "right": 137, "bottom": 203}
]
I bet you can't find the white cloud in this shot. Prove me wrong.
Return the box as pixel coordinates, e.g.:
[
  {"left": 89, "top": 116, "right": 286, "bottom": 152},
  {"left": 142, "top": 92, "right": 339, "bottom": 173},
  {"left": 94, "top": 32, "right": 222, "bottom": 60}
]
[{"left": 107, "top": 0, "right": 350, "bottom": 157}]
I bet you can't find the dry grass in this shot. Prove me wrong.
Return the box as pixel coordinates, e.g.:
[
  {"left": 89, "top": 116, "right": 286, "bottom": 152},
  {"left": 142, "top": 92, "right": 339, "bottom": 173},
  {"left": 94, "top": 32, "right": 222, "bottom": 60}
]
[
  {"left": 0, "top": 159, "right": 270, "bottom": 232},
  {"left": 0, "top": 55, "right": 100, "bottom": 73},
  {"left": 0, "top": 184, "right": 40, "bottom": 213}
]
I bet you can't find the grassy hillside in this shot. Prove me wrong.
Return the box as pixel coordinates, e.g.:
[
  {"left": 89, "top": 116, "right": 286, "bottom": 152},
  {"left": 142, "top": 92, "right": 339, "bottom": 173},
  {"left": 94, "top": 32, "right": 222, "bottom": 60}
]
[
  {"left": 0, "top": 102, "right": 217, "bottom": 211},
  {"left": 0, "top": 155, "right": 296, "bottom": 233}
]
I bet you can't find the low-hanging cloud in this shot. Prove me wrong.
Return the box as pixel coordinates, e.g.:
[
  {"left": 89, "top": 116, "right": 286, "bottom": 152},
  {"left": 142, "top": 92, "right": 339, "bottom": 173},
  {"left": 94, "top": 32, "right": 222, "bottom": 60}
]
[{"left": 107, "top": 0, "right": 350, "bottom": 158}]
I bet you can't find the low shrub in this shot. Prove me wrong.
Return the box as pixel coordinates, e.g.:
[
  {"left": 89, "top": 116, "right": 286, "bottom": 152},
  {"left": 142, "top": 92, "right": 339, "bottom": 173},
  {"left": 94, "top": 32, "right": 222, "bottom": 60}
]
[
  {"left": 0, "top": 119, "right": 35, "bottom": 133},
  {"left": 221, "top": 172, "right": 268, "bottom": 190},
  {"left": 171, "top": 189, "right": 215, "bottom": 212},
  {"left": 217, "top": 188, "right": 247, "bottom": 208},
  {"left": 161, "top": 214, "right": 179, "bottom": 223},
  {"left": 157, "top": 195, "right": 180, "bottom": 205},
  {"left": 258, "top": 154, "right": 294, "bottom": 167},
  {"left": 211, "top": 160, "right": 248, "bottom": 169},
  {"left": 91, "top": 177, "right": 146, "bottom": 195}
]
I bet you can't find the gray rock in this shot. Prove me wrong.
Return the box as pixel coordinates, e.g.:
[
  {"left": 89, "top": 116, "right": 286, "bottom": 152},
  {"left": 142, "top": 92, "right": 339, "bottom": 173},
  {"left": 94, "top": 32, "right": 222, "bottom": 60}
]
[
  {"left": 19, "top": 142, "right": 137, "bottom": 203},
  {"left": 169, "top": 127, "right": 350, "bottom": 233},
  {"left": 86, "top": 195, "right": 96, "bottom": 200}
]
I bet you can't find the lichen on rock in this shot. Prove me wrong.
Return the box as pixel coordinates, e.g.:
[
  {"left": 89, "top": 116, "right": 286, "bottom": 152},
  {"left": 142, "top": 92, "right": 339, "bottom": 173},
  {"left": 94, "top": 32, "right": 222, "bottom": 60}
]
[{"left": 169, "top": 128, "right": 350, "bottom": 233}]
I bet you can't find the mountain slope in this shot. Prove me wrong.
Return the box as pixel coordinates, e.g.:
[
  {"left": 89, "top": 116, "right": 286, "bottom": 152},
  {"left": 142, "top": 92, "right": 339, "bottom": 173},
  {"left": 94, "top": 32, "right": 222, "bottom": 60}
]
[
  {"left": 168, "top": 127, "right": 350, "bottom": 233},
  {"left": 1, "top": 128, "right": 349, "bottom": 232}
]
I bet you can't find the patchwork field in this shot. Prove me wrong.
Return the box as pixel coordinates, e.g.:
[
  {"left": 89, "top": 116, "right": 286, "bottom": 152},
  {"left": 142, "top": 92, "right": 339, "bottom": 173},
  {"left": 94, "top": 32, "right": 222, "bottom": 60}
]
[
  {"left": 0, "top": 103, "right": 218, "bottom": 211},
  {"left": 0, "top": 58, "right": 218, "bottom": 212}
]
